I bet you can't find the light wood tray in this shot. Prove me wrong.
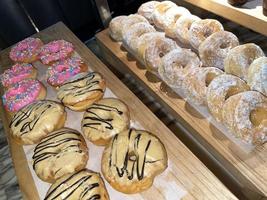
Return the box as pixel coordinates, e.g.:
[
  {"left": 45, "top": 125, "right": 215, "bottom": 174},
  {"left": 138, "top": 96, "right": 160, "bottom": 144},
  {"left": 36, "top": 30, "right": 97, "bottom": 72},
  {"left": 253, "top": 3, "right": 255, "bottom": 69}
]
[
  {"left": 0, "top": 22, "right": 236, "bottom": 199},
  {"left": 96, "top": 28, "right": 267, "bottom": 199}
]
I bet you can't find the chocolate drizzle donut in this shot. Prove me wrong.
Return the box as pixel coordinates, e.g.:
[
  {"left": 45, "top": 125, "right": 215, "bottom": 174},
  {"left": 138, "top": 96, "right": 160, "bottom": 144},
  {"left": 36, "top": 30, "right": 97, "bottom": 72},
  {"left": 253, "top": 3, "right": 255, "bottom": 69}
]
[
  {"left": 10, "top": 100, "right": 66, "bottom": 145},
  {"left": 45, "top": 169, "right": 109, "bottom": 200},
  {"left": 101, "top": 129, "right": 167, "bottom": 194},
  {"left": 57, "top": 72, "right": 106, "bottom": 111},
  {"left": 82, "top": 98, "right": 130, "bottom": 146},
  {"left": 32, "top": 128, "right": 88, "bottom": 183}
]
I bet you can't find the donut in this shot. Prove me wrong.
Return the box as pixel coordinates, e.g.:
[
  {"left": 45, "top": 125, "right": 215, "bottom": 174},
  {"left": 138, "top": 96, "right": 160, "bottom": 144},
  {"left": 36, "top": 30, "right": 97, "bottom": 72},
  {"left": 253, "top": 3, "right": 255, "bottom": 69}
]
[
  {"left": 224, "top": 43, "right": 265, "bottom": 80},
  {"left": 101, "top": 129, "right": 168, "bottom": 194},
  {"left": 163, "top": 6, "right": 191, "bottom": 38},
  {"left": 57, "top": 72, "right": 106, "bottom": 111},
  {"left": 222, "top": 91, "right": 267, "bottom": 144},
  {"left": 188, "top": 19, "right": 224, "bottom": 50},
  {"left": 39, "top": 40, "right": 74, "bottom": 65},
  {"left": 199, "top": 31, "right": 239, "bottom": 69},
  {"left": 152, "top": 1, "right": 177, "bottom": 30},
  {"left": 183, "top": 67, "right": 223, "bottom": 105},
  {"left": 121, "top": 14, "right": 149, "bottom": 36},
  {"left": 109, "top": 15, "right": 128, "bottom": 41},
  {"left": 47, "top": 56, "right": 88, "bottom": 88},
  {"left": 206, "top": 74, "right": 250, "bottom": 122},
  {"left": 158, "top": 48, "right": 201, "bottom": 87},
  {"left": 44, "top": 169, "right": 109, "bottom": 200},
  {"left": 247, "top": 57, "right": 267, "bottom": 96},
  {"left": 9, "top": 100, "right": 66, "bottom": 145},
  {"left": 144, "top": 36, "right": 179, "bottom": 72},
  {"left": 136, "top": 32, "right": 165, "bottom": 61},
  {"left": 82, "top": 98, "right": 130, "bottom": 146},
  {"left": 174, "top": 14, "right": 201, "bottom": 45},
  {"left": 2, "top": 79, "right": 46, "bottom": 113},
  {"left": 137, "top": 1, "right": 160, "bottom": 23},
  {"left": 0, "top": 63, "right": 37, "bottom": 88},
  {"left": 9, "top": 37, "right": 43, "bottom": 63},
  {"left": 32, "top": 127, "right": 88, "bottom": 183},
  {"left": 122, "top": 22, "right": 156, "bottom": 51}
]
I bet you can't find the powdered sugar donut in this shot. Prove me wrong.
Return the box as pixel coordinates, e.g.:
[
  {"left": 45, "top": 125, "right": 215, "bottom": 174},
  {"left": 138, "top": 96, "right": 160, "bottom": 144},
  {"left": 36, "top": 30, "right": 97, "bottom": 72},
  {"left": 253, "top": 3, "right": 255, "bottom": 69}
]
[
  {"left": 0, "top": 63, "right": 37, "bottom": 88},
  {"left": 109, "top": 15, "right": 128, "bottom": 41},
  {"left": 9, "top": 37, "right": 43, "bottom": 63},
  {"left": 138, "top": 1, "right": 160, "bottom": 23},
  {"left": 39, "top": 40, "right": 74, "bottom": 65},
  {"left": 175, "top": 15, "right": 201, "bottom": 45},
  {"left": 2, "top": 79, "right": 46, "bottom": 113},
  {"left": 248, "top": 57, "right": 267, "bottom": 96},
  {"left": 189, "top": 19, "right": 224, "bottom": 50},
  {"left": 47, "top": 56, "right": 88, "bottom": 88},
  {"left": 222, "top": 91, "right": 267, "bottom": 144},
  {"left": 122, "top": 22, "right": 156, "bottom": 51},
  {"left": 159, "top": 48, "right": 201, "bottom": 87},
  {"left": 206, "top": 74, "right": 250, "bottom": 122},
  {"left": 199, "top": 31, "right": 239, "bottom": 69},
  {"left": 144, "top": 36, "right": 179, "bottom": 72},
  {"left": 121, "top": 14, "right": 149, "bottom": 36}
]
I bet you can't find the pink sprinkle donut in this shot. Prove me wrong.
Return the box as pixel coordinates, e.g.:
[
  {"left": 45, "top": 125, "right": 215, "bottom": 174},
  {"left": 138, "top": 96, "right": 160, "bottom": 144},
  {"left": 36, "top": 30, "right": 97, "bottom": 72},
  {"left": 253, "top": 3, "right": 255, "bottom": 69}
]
[
  {"left": 2, "top": 79, "right": 46, "bottom": 112},
  {"left": 9, "top": 37, "right": 43, "bottom": 63},
  {"left": 39, "top": 40, "right": 74, "bottom": 65},
  {"left": 47, "top": 56, "right": 88, "bottom": 87},
  {"left": 0, "top": 63, "right": 37, "bottom": 88}
]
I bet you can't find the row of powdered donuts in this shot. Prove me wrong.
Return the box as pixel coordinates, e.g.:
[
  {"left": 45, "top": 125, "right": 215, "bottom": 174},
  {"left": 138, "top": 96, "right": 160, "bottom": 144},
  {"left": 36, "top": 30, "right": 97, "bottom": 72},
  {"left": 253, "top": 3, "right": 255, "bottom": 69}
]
[
  {"left": 137, "top": 1, "right": 267, "bottom": 97},
  {"left": 108, "top": 14, "right": 267, "bottom": 145}
]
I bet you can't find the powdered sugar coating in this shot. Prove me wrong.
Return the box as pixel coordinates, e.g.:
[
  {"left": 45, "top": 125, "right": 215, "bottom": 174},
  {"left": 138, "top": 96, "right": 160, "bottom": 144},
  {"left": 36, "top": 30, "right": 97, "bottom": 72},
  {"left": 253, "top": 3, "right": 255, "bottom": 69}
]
[
  {"left": 122, "top": 22, "right": 156, "bottom": 50},
  {"left": 175, "top": 14, "right": 201, "bottom": 45},
  {"left": 0, "top": 63, "right": 36, "bottom": 88},
  {"left": 138, "top": 1, "right": 160, "bottom": 23},
  {"left": 206, "top": 74, "right": 249, "bottom": 122},
  {"left": 2, "top": 79, "right": 43, "bottom": 112},
  {"left": 47, "top": 56, "right": 86, "bottom": 87},
  {"left": 109, "top": 15, "right": 128, "bottom": 41},
  {"left": 9, "top": 37, "right": 43, "bottom": 62},
  {"left": 39, "top": 40, "right": 74, "bottom": 65},
  {"left": 144, "top": 37, "right": 178, "bottom": 72},
  {"left": 183, "top": 67, "right": 223, "bottom": 105},
  {"left": 189, "top": 19, "right": 224, "bottom": 50},
  {"left": 224, "top": 43, "right": 265, "bottom": 81},
  {"left": 199, "top": 31, "right": 239, "bottom": 69},
  {"left": 159, "top": 48, "right": 200, "bottom": 88},
  {"left": 121, "top": 14, "right": 149, "bottom": 36},
  {"left": 223, "top": 91, "right": 267, "bottom": 144},
  {"left": 247, "top": 57, "right": 267, "bottom": 96}
]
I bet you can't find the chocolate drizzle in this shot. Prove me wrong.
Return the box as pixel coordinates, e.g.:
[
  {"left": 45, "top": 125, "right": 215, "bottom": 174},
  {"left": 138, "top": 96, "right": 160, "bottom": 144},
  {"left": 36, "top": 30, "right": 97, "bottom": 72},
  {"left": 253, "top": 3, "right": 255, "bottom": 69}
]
[
  {"left": 83, "top": 103, "right": 123, "bottom": 131},
  {"left": 9, "top": 101, "right": 53, "bottom": 135},
  {"left": 59, "top": 72, "right": 104, "bottom": 101},
  {"left": 45, "top": 169, "right": 102, "bottom": 200},
  {"left": 32, "top": 129, "right": 85, "bottom": 170},
  {"left": 108, "top": 129, "right": 161, "bottom": 181}
]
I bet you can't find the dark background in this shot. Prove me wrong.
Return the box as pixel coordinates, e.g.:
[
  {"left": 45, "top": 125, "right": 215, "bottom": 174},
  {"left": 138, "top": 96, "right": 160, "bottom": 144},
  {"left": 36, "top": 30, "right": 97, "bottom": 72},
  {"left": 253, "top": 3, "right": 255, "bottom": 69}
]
[{"left": 0, "top": 0, "right": 146, "bottom": 49}]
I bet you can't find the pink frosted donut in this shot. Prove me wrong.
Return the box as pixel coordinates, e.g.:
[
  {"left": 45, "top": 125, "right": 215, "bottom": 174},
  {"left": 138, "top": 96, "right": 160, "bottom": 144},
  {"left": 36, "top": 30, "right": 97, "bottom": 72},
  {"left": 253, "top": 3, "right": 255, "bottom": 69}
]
[
  {"left": 9, "top": 37, "right": 43, "bottom": 63},
  {"left": 2, "top": 79, "right": 46, "bottom": 113},
  {"left": 47, "top": 56, "right": 88, "bottom": 87},
  {"left": 39, "top": 40, "right": 74, "bottom": 65},
  {"left": 0, "top": 63, "right": 37, "bottom": 88}
]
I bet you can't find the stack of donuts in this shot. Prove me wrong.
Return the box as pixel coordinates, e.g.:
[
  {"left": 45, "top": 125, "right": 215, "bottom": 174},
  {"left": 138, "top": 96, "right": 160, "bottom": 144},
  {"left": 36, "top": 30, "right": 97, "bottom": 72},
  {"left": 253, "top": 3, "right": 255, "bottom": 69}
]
[
  {"left": 1, "top": 35, "right": 168, "bottom": 197},
  {"left": 108, "top": 0, "right": 267, "bottom": 145}
]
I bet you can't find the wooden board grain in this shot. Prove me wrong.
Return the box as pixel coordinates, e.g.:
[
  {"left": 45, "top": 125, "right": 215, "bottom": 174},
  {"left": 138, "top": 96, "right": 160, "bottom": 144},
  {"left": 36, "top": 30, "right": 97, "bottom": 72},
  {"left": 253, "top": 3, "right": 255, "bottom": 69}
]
[
  {"left": 0, "top": 22, "right": 237, "bottom": 200},
  {"left": 176, "top": 0, "right": 267, "bottom": 36},
  {"left": 96, "top": 28, "right": 267, "bottom": 199}
]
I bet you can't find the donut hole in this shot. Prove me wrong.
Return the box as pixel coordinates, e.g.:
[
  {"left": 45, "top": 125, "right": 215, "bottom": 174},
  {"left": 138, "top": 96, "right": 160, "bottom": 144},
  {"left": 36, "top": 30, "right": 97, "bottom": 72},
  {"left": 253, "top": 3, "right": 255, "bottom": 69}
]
[
  {"left": 159, "top": 52, "right": 165, "bottom": 58},
  {"left": 225, "top": 86, "right": 243, "bottom": 100},
  {"left": 250, "top": 108, "right": 267, "bottom": 126},
  {"left": 205, "top": 72, "right": 218, "bottom": 87},
  {"left": 128, "top": 152, "right": 137, "bottom": 162},
  {"left": 203, "top": 28, "right": 213, "bottom": 38},
  {"left": 220, "top": 41, "right": 230, "bottom": 49}
]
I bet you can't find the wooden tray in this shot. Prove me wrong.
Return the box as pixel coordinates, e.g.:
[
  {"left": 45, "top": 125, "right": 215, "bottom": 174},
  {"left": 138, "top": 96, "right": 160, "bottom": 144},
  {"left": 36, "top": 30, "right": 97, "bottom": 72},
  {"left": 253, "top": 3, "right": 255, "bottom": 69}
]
[
  {"left": 177, "top": 0, "right": 267, "bottom": 36},
  {"left": 0, "top": 22, "right": 237, "bottom": 199},
  {"left": 96, "top": 28, "right": 267, "bottom": 199}
]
